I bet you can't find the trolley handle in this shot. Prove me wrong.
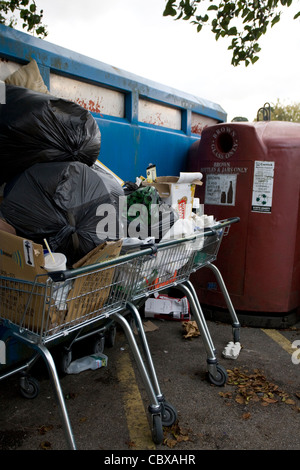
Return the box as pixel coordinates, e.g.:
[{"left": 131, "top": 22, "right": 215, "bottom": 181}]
[
  {"left": 47, "top": 235, "right": 198, "bottom": 282},
  {"left": 204, "top": 217, "right": 240, "bottom": 236},
  {"left": 48, "top": 217, "right": 240, "bottom": 282},
  {"left": 47, "top": 244, "right": 160, "bottom": 282}
]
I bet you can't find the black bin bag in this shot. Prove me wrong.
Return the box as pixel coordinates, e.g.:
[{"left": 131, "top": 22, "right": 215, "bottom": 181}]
[
  {"left": 0, "top": 85, "right": 101, "bottom": 185},
  {"left": 0, "top": 162, "right": 124, "bottom": 265}
]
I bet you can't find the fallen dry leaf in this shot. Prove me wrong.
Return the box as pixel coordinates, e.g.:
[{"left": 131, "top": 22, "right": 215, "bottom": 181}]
[
  {"left": 261, "top": 397, "right": 278, "bottom": 404},
  {"left": 235, "top": 395, "right": 245, "bottom": 405},
  {"left": 177, "top": 434, "right": 190, "bottom": 443},
  {"left": 164, "top": 438, "right": 177, "bottom": 448},
  {"left": 40, "top": 440, "right": 52, "bottom": 450},
  {"left": 219, "top": 391, "right": 232, "bottom": 399},
  {"left": 126, "top": 440, "right": 137, "bottom": 448},
  {"left": 182, "top": 321, "right": 200, "bottom": 339},
  {"left": 163, "top": 421, "right": 192, "bottom": 448},
  {"left": 285, "top": 399, "right": 296, "bottom": 405},
  {"left": 38, "top": 425, "right": 54, "bottom": 435},
  {"left": 221, "top": 367, "right": 296, "bottom": 409}
]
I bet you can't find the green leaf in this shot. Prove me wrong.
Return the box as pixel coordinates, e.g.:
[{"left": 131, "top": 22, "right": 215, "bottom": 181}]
[
  {"left": 271, "top": 14, "right": 280, "bottom": 27},
  {"left": 163, "top": 0, "right": 177, "bottom": 17},
  {"left": 294, "top": 11, "right": 300, "bottom": 19},
  {"left": 228, "top": 26, "right": 238, "bottom": 36},
  {"left": 244, "top": 11, "right": 254, "bottom": 23},
  {"left": 251, "top": 55, "right": 259, "bottom": 64}
]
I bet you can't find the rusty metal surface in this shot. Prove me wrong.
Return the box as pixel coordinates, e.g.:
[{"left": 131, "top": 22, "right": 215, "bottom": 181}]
[{"left": 50, "top": 73, "right": 125, "bottom": 118}]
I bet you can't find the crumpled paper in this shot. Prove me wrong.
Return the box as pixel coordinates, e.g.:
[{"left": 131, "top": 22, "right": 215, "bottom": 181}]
[{"left": 182, "top": 321, "right": 200, "bottom": 339}]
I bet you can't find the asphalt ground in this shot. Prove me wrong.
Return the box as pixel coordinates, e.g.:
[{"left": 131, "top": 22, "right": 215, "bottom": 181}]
[{"left": 0, "top": 305, "right": 299, "bottom": 459}]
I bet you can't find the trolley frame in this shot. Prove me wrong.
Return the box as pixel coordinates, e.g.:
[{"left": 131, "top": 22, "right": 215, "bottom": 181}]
[{"left": 0, "top": 217, "right": 240, "bottom": 449}]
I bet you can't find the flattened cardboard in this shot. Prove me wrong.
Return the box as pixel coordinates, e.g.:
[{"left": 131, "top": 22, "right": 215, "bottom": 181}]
[
  {"left": 65, "top": 240, "right": 123, "bottom": 324},
  {"left": 0, "top": 219, "right": 16, "bottom": 235}
]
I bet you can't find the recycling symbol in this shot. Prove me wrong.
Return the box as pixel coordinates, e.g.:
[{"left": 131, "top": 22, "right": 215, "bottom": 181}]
[{"left": 256, "top": 194, "right": 268, "bottom": 205}]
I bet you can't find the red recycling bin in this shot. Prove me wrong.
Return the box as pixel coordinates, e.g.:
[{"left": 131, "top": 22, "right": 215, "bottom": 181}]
[{"left": 187, "top": 121, "right": 300, "bottom": 325}]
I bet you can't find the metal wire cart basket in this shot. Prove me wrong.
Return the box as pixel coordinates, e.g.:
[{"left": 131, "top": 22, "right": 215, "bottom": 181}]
[{"left": 0, "top": 217, "right": 240, "bottom": 449}]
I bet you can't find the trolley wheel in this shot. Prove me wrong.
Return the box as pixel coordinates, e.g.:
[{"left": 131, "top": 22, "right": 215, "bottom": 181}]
[
  {"left": 152, "top": 414, "right": 164, "bottom": 445},
  {"left": 61, "top": 350, "right": 72, "bottom": 374},
  {"left": 161, "top": 401, "right": 178, "bottom": 427},
  {"left": 93, "top": 335, "right": 105, "bottom": 354},
  {"left": 106, "top": 326, "right": 116, "bottom": 347},
  {"left": 19, "top": 375, "right": 40, "bottom": 399},
  {"left": 208, "top": 364, "right": 228, "bottom": 386}
]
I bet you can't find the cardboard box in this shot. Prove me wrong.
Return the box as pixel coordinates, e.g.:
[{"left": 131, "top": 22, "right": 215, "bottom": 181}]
[
  {"left": 64, "top": 240, "right": 123, "bottom": 325},
  {"left": 0, "top": 230, "right": 45, "bottom": 281},
  {"left": 143, "top": 174, "right": 202, "bottom": 219},
  {"left": 0, "top": 231, "right": 123, "bottom": 333},
  {"left": 0, "top": 230, "right": 47, "bottom": 330}
]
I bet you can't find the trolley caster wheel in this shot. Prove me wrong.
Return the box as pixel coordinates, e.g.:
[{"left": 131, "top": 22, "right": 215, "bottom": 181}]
[
  {"left": 93, "top": 335, "right": 105, "bottom": 354},
  {"left": 161, "top": 401, "right": 178, "bottom": 427},
  {"left": 61, "top": 350, "right": 72, "bottom": 374},
  {"left": 106, "top": 326, "right": 116, "bottom": 347},
  {"left": 19, "top": 375, "right": 40, "bottom": 399},
  {"left": 151, "top": 414, "right": 164, "bottom": 445},
  {"left": 208, "top": 364, "right": 228, "bottom": 386}
]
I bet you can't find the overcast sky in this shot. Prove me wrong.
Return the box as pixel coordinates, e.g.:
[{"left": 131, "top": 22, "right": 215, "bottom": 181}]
[{"left": 33, "top": 0, "right": 300, "bottom": 122}]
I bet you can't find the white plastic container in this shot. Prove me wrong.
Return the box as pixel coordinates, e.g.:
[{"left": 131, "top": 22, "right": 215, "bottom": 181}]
[{"left": 44, "top": 253, "right": 67, "bottom": 271}]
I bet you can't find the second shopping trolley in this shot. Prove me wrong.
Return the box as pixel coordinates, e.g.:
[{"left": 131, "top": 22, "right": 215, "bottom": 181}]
[{"left": 125, "top": 217, "right": 241, "bottom": 387}]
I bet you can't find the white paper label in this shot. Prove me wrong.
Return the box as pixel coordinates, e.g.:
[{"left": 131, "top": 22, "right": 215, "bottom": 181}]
[
  {"left": 251, "top": 161, "right": 274, "bottom": 213},
  {"left": 204, "top": 174, "right": 237, "bottom": 206},
  {"left": 23, "top": 240, "right": 35, "bottom": 267}
]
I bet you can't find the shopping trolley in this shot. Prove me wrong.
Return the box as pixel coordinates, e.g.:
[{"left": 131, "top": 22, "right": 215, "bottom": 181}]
[
  {"left": 124, "top": 217, "right": 241, "bottom": 396},
  {"left": 177, "top": 217, "right": 241, "bottom": 384},
  {"left": 0, "top": 249, "right": 176, "bottom": 449},
  {"left": 0, "top": 217, "right": 239, "bottom": 449}
]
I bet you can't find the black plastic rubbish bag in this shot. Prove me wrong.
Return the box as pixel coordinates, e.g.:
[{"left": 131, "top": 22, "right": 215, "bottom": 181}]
[
  {"left": 0, "top": 85, "right": 101, "bottom": 185},
  {"left": 0, "top": 162, "right": 124, "bottom": 265}
]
